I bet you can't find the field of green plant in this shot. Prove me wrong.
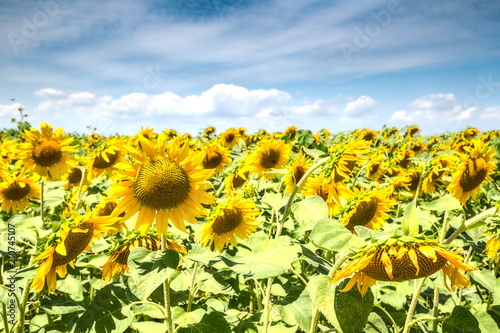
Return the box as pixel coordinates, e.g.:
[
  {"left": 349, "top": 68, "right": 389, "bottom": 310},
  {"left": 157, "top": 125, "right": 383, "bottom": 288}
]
[{"left": 1, "top": 122, "right": 499, "bottom": 333}]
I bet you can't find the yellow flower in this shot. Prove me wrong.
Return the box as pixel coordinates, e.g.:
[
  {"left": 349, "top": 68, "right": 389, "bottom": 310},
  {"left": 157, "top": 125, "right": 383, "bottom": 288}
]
[
  {"left": 101, "top": 234, "right": 186, "bottom": 282},
  {"left": 203, "top": 126, "right": 216, "bottom": 138},
  {"left": 220, "top": 128, "right": 241, "bottom": 148},
  {"left": 339, "top": 186, "right": 396, "bottom": 232},
  {"left": 404, "top": 125, "right": 421, "bottom": 138},
  {"left": 200, "top": 142, "right": 232, "bottom": 176},
  {"left": 0, "top": 175, "right": 40, "bottom": 214},
  {"left": 302, "top": 175, "right": 338, "bottom": 217},
  {"left": 284, "top": 125, "right": 298, "bottom": 141},
  {"left": 359, "top": 129, "right": 378, "bottom": 144},
  {"left": 421, "top": 155, "right": 456, "bottom": 194},
  {"left": 485, "top": 236, "right": 500, "bottom": 261},
  {"left": 283, "top": 151, "right": 312, "bottom": 193},
  {"left": 224, "top": 165, "right": 252, "bottom": 196},
  {"left": 108, "top": 135, "right": 215, "bottom": 236},
  {"left": 247, "top": 139, "right": 291, "bottom": 179},
  {"left": 332, "top": 239, "right": 476, "bottom": 296},
  {"left": 199, "top": 194, "right": 260, "bottom": 252},
  {"left": 31, "top": 211, "right": 118, "bottom": 293},
  {"left": 447, "top": 139, "right": 496, "bottom": 205},
  {"left": 18, "top": 123, "right": 78, "bottom": 180},
  {"left": 87, "top": 140, "right": 125, "bottom": 179},
  {"left": 366, "top": 150, "right": 386, "bottom": 181}
]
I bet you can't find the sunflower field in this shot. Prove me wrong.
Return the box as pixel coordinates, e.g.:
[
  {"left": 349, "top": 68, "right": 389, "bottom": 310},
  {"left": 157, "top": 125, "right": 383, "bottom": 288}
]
[{"left": 1, "top": 122, "right": 500, "bottom": 333}]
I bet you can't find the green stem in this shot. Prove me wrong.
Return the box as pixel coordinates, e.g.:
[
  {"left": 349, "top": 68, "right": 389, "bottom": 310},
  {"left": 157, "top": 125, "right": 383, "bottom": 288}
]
[
  {"left": 249, "top": 280, "right": 255, "bottom": 313},
  {"left": 438, "top": 210, "right": 449, "bottom": 243},
  {"left": 187, "top": 262, "right": 200, "bottom": 312},
  {"left": 375, "top": 304, "right": 399, "bottom": 333},
  {"left": 14, "top": 279, "right": 32, "bottom": 333},
  {"left": 40, "top": 180, "right": 44, "bottom": 222},
  {"left": 444, "top": 206, "right": 497, "bottom": 244},
  {"left": 255, "top": 279, "right": 263, "bottom": 311},
  {"left": 432, "top": 287, "right": 439, "bottom": 331},
  {"left": 0, "top": 258, "right": 9, "bottom": 333},
  {"left": 458, "top": 246, "right": 473, "bottom": 307},
  {"left": 215, "top": 182, "right": 226, "bottom": 198},
  {"left": 402, "top": 277, "right": 427, "bottom": 333},
  {"left": 161, "top": 235, "right": 174, "bottom": 333},
  {"left": 289, "top": 267, "right": 308, "bottom": 286},
  {"left": 409, "top": 316, "right": 443, "bottom": 328},
  {"left": 262, "top": 277, "right": 273, "bottom": 333},
  {"left": 309, "top": 305, "right": 321, "bottom": 333}
]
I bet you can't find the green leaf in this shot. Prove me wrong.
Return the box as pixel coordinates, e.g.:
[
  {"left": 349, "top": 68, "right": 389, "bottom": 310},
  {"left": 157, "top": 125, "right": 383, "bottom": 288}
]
[
  {"left": 308, "top": 276, "right": 374, "bottom": 333},
  {"left": 177, "top": 311, "right": 231, "bottom": 333},
  {"left": 402, "top": 200, "right": 419, "bottom": 236},
  {"left": 419, "top": 196, "right": 462, "bottom": 211},
  {"left": 297, "top": 130, "right": 315, "bottom": 148},
  {"left": 74, "top": 284, "right": 133, "bottom": 333},
  {"left": 220, "top": 238, "right": 301, "bottom": 280},
  {"left": 291, "top": 196, "right": 329, "bottom": 227},
  {"left": 130, "top": 322, "right": 167, "bottom": 333},
  {"left": 127, "top": 248, "right": 179, "bottom": 300},
  {"left": 470, "top": 269, "right": 495, "bottom": 292},
  {"left": 41, "top": 295, "right": 84, "bottom": 315},
  {"left": 494, "top": 278, "right": 500, "bottom": 306},
  {"left": 261, "top": 192, "right": 289, "bottom": 213},
  {"left": 302, "top": 147, "right": 328, "bottom": 159},
  {"left": 44, "top": 188, "right": 66, "bottom": 208},
  {"left": 310, "top": 218, "right": 362, "bottom": 252},
  {"left": 473, "top": 304, "right": 500, "bottom": 333},
  {"left": 364, "top": 312, "right": 390, "bottom": 333},
  {"left": 274, "top": 286, "right": 313, "bottom": 332},
  {"left": 442, "top": 306, "right": 480, "bottom": 333}
]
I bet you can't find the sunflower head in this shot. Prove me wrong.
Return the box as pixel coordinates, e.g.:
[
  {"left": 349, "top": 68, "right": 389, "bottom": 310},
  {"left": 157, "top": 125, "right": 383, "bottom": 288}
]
[
  {"left": 332, "top": 236, "right": 476, "bottom": 296},
  {"left": 18, "top": 122, "right": 78, "bottom": 180},
  {"left": 224, "top": 165, "right": 252, "bottom": 196},
  {"left": 0, "top": 175, "right": 40, "bottom": 214},
  {"left": 248, "top": 139, "right": 291, "bottom": 179},
  {"left": 201, "top": 142, "right": 232, "bottom": 176},
  {"left": 220, "top": 128, "right": 241, "bottom": 148},
  {"left": 199, "top": 194, "right": 260, "bottom": 252},
  {"left": 203, "top": 126, "right": 216, "bottom": 138},
  {"left": 284, "top": 125, "right": 298, "bottom": 141},
  {"left": 447, "top": 139, "right": 496, "bottom": 205},
  {"left": 405, "top": 125, "right": 421, "bottom": 138},
  {"left": 283, "top": 151, "right": 312, "bottom": 193}
]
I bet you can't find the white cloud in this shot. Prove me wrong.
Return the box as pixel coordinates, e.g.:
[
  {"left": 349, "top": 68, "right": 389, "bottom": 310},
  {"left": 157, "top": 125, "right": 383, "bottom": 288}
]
[
  {"left": 481, "top": 106, "right": 500, "bottom": 119},
  {"left": 345, "top": 95, "right": 377, "bottom": 116},
  {"left": 389, "top": 110, "right": 412, "bottom": 122},
  {"left": 0, "top": 102, "right": 24, "bottom": 117},
  {"left": 35, "top": 88, "right": 67, "bottom": 99}
]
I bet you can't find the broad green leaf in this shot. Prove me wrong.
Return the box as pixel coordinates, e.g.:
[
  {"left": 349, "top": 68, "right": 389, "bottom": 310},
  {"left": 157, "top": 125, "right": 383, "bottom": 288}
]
[
  {"left": 261, "top": 192, "right": 289, "bottom": 213},
  {"left": 308, "top": 276, "right": 374, "bottom": 333},
  {"left": 494, "top": 278, "right": 500, "bottom": 306},
  {"left": 74, "top": 284, "right": 133, "bottom": 333},
  {"left": 127, "top": 248, "right": 179, "bottom": 300},
  {"left": 297, "top": 130, "right": 315, "bottom": 148},
  {"left": 130, "top": 322, "right": 167, "bottom": 333},
  {"left": 291, "top": 196, "right": 329, "bottom": 227},
  {"left": 310, "top": 218, "right": 362, "bottom": 252},
  {"left": 364, "top": 312, "right": 390, "bottom": 333},
  {"left": 274, "top": 286, "right": 313, "bottom": 332},
  {"left": 173, "top": 308, "right": 206, "bottom": 325},
  {"left": 41, "top": 294, "right": 84, "bottom": 315},
  {"left": 302, "top": 147, "right": 328, "bottom": 159},
  {"left": 442, "top": 305, "right": 480, "bottom": 333},
  {"left": 177, "top": 311, "right": 231, "bottom": 333},
  {"left": 473, "top": 304, "right": 500, "bottom": 333},
  {"left": 57, "top": 275, "right": 84, "bottom": 302},
  {"left": 197, "top": 270, "right": 237, "bottom": 295},
  {"left": 43, "top": 188, "right": 66, "bottom": 208},
  {"left": 470, "top": 269, "right": 495, "bottom": 292},
  {"left": 220, "top": 239, "right": 301, "bottom": 280},
  {"left": 402, "top": 200, "right": 419, "bottom": 236},
  {"left": 419, "top": 196, "right": 462, "bottom": 211},
  {"left": 185, "top": 244, "right": 222, "bottom": 267}
]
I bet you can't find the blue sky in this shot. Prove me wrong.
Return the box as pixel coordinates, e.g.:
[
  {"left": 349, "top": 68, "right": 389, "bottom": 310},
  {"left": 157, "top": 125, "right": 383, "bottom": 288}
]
[{"left": 1, "top": 0, "right": 500, "bottom": 136}]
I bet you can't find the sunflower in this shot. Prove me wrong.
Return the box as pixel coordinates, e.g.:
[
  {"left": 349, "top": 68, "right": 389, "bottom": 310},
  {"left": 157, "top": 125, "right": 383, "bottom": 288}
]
[
  {"left": 283, "top": 151, "right": 312, "bottom": 193},
  {"left": 62, "top": 163, "right": 90, "bottom": 190},
  {"left": 485, "top": 236, "right": 500, "bottom": 261},
  {"left": 461, "top": 128, "right": 480, "bottom": 140},
  {"left": 0, "top": 175, "right": 40, "bottom": 214},
  {"left": 101, "top": 234, "right": 186, "bottom": 282},
  {"left": 322, "top": 136, "right": 370, "bottom": 203},
  {"left": 219, "top": 128, "right": 241, "bottom": 149},
  {"left": 138, "top": 126, "right": 156, "bottom": 141},
  {"left": 87, "top": 140, "right": 125, "bottom": 179},
  {"left": 238, "top": 127, "right": 247, "bottom": 137},
  {"left": 245, "top": 134, "right": 260, "bottom": 148},
  {"left": 366, "top": 150, "right": 386, "bottom": 181},
  {"left": 203, "top": 126, "right": 216, "bottom": 138},
  {"left": 18, "top": 123, "right": 78, "bottom": 180},
  {"left": 338, "top": 186, "right": 396, "bottom": 232},
  {"left": 421, "top": 155, "right": 456, "bottom": 194},
  {"left": 359, "top": 129, "right": 378, "bottom": 144},
  {"left": 108, "top": 134, "right": 215, "bottom": 236},
  {"left": 302, "top": 175, "right": 338, "bottom": 217},
  {"left": 31, "top": 210, "right": 118, "bottom": 293},
  {"left": 447, "top": 139, "right": 496, "bottom": 205},
  {"left": 332, "top": 237, "right": 476, "bottom": 296},
  {"left": 201, "top": 142, "right": 232, "bottom": 176},
  {"left": 404, "top": 125, "right": 421, "bottom": 138},
  {"left": 95, "top": 198, "right": 127, "bottom": 235},
  {"left": 199, "top": 194, "right": 260, "bottom": 252},
  {"left": 284, "top": 125, "right": 298, "bottom": 141},
  {"left": 247, "top": 139, "right": 291, "bottom": 179},
  {"left": 224, "top": 165, "right": 253, "bottom": 196}
]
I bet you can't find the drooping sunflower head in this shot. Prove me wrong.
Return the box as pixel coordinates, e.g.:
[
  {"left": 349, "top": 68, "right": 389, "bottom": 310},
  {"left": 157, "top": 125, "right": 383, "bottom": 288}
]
[
  {"left": 199, "top": 194, "right": 260, "bottom": 252},
  {"left": 360, "top": 129, "right": 378, "bottom": 144},
  {"left": 219, "top": 128, "right": 241, "bottom": 148},
  {"left": 247, "top": 139, "right": 291, "bottom": 179},
  {"left": 88, "top": 141, "right": 124, "bottom": 179},
  {"left": 404, "top": 125, "right": 421, "bottom": 138},
  {"left": 284, "top": 125, "right": 298, "bottom": 141},
  {"left": 366, "top": 150, "right": 386, "bottom": 181},
  {"left": 31, "top": 211, "right": 118, "bottom": 293},
  {"left": 203, "top": 126, "right": 216, "bottom": 138},
  {"left": 0, "top": 175, "right": 40, "bottom": 214},
  {"left": 332, "top": 237, "right": 476, "bottom": 296},
  {"left": 447, "top": 139, "right": 496, "bottom": 205},
  {"left": 201, "top": 142, "right": 232, "bottom": 176},
  {"left": 339, "top": 186, "right": 396, "bottom": 233},
  {"left": 283, "top": 151, "right": 312, "bottom": 193},
  {"left": 18, "top": 122, "right": 78, "bottom": 180},
  {"left": 323, "top": 136, "right": 370, "bottom": 184},
  {"left": 302, "top": 175, "right": 339, "bottom": 216},
  {"left": 101, "top": 234, "right": 186, "bottom": 283},
  {"left": 224, "top": 164, "right": 253, "bottom": 196},
  {"left": 245, "top": 134, "right": 260, "bottom": 148},
  {"left": 482, "top": 217, "right": 500, "bottom": 261},
  {"left": 109, "top": 134, "right": 215, "bottom": 236},
  {"left": 164, "top": 129, "right": 178, "bottom": 140},
  {"left": 461, "top": 128, "right": 480, "bottom": 140},
  {"left": 421, "top": 154, "right": 456, "bottom": 194}
]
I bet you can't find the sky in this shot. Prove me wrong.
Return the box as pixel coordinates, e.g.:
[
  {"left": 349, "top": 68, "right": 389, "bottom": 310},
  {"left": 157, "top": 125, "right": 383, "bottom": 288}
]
[{"left": 1, "top": 0, "right": 500, "bottom": 136}]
